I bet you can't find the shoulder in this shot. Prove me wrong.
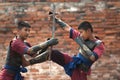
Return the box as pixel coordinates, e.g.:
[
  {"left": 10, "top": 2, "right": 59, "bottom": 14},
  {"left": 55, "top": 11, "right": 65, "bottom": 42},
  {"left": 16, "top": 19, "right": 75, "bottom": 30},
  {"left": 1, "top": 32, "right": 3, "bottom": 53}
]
[
  {"left": 70, "top": 28, "right": 80, "bottom": 37},
  {"left": 94, "top": 39, "right": 105, "bottom": 50},
  {"left": 12, "top": 38, "right": 20, "bottom": 44},
  {"left": 70, "top": 28, "right": 80, "bottom": 33},
  {"left": 93, "top": 39, "right": 105, "bottom": 57},
  {"left": 11, "top": 38, "right": 23, "bottom": 47},
  {"left": 95, "top": 39, "right": 103, "bottom": 46}
]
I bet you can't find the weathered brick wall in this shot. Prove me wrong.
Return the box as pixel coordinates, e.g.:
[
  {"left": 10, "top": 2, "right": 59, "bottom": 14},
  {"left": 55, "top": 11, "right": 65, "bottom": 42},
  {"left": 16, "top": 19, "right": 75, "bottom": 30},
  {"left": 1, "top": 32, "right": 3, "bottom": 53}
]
[{"left": 0, "top": 1, "right": 120, "bottom": 80}]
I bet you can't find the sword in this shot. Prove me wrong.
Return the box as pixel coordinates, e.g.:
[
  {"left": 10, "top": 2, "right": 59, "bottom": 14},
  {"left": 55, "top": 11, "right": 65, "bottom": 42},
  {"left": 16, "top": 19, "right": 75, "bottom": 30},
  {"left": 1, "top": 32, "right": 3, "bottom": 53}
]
[
  {"left": 48, "top": 3, "right": 56, "bottom": 75},
  {"left": 51, "top": 4, "right": 56, "bottom": 38}
]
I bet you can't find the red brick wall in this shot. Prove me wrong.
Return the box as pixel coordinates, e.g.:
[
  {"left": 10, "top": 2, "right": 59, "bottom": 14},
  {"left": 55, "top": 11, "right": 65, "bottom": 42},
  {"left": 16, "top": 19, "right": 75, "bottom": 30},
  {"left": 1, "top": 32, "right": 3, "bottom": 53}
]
[{"left": 0, "top": 1, "right": 120, "bottom": 80}]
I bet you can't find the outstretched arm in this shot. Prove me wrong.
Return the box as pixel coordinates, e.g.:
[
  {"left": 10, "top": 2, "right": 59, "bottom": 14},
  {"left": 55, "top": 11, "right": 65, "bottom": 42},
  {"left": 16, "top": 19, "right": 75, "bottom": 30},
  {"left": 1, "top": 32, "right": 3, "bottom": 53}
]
[
  {"left": 22, "top": 50, "right": 49, "bottom": 66},
  {"left": 55, "top": 17, "right": 71, "bottom": 32},
  {"left": 49, "top": 12, "right": 71, "bottom": 33},
  {"left": 27, "top": 38, "right": 58, "bottom": 56}
]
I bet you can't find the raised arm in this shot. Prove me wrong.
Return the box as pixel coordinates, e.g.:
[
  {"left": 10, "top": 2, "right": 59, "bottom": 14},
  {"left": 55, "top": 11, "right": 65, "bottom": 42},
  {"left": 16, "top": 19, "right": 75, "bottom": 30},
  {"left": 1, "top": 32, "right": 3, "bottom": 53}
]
[
  {"left": 55, "top": 17, "right": 71, "bottom": 32},
  {"left": 49, "top": 12, "right": 71, "bottom": 33}
]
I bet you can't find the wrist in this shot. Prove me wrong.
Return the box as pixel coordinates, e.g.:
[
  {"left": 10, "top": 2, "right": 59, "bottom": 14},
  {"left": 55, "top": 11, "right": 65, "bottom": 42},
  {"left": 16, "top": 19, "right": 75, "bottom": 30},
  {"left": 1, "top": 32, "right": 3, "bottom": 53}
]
[{"left": 55, "top": 18, "right": 67, "bottom": 28}]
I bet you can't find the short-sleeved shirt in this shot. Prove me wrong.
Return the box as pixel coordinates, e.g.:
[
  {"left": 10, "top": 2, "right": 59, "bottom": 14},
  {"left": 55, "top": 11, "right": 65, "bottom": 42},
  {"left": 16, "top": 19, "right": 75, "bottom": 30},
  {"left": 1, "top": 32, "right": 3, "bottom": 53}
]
[
  {"left": 0, "top": 38, "right": 31, "bottom": 80},
  {"left": 68, "top": 28, "right": 105, "bottom": 80},
  {"left": 11, "top": 38, "right": 30, "bottom": 55},
  {"left": 5, "top": 38, "right": 31, "bottom": 67}
]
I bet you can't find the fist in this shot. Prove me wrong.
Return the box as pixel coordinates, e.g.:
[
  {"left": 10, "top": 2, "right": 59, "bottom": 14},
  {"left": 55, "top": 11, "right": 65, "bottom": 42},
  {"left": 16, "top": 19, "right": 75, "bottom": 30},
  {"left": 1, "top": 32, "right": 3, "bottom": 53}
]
[{"left": 48, "top": 11, "right": 59, "bottom": 21}]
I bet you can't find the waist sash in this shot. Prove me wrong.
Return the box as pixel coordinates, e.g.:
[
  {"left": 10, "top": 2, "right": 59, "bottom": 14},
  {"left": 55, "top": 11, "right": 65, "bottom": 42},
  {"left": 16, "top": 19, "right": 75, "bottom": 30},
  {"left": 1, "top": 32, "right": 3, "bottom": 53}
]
[
  {"left": 63, "top": 53, "right": 93, "bottom": 76},
  {"left": 4, "top": 65, "right": 27, "bottom": 80}
]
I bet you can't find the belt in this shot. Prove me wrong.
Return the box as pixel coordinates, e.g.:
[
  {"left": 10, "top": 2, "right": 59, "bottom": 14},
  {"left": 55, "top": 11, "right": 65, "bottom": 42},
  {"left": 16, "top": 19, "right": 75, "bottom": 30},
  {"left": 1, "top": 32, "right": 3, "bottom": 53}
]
[
  {"left": 75, "top": 53, "right": 93, "bottom": 72},
  {"left": 4, "top": 65, "right": 27, "bottom": 80}
]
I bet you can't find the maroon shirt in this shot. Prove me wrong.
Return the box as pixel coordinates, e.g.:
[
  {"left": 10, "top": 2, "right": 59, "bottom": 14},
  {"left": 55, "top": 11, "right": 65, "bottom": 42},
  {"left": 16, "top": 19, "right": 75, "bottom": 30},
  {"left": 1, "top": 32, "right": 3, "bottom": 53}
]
[
  {"left": 68, "top": 28, "right": 105, "bottom": 80},
  {"left": 0, "top": 38, "right": 31, "bottom": 80},
  {"left": 70, "top": 28, "right": 105, "bottom": 58},
  {"left": 11, "top": 38, "right": 30, "bottom": 55}
]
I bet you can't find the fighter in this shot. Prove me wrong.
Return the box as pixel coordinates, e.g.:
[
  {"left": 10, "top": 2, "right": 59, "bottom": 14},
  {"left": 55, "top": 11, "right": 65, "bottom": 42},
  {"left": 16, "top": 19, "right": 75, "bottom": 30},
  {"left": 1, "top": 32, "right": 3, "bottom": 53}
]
[
  {"left": 28, "top": 12, "right": 105, "bottom": 80},
  {"left": 0, "top": 21, "right": 58, "bottom": 80}
]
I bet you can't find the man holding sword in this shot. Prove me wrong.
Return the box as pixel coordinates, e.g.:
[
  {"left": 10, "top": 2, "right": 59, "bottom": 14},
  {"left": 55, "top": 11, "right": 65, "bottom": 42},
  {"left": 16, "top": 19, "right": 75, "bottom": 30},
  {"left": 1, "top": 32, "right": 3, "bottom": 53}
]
[{"left": 29, "top": 12, "right": 105, "bottom": 80}]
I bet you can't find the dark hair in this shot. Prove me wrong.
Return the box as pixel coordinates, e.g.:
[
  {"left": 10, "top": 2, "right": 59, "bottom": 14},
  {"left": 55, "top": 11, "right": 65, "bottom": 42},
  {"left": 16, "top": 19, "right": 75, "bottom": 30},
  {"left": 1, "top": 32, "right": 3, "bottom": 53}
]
[
  {"left": 78, "top": 21, "right": 93, "bottom": 32},
  {"left": 17, "top": 21, "right": 31, "bottom": 29}
]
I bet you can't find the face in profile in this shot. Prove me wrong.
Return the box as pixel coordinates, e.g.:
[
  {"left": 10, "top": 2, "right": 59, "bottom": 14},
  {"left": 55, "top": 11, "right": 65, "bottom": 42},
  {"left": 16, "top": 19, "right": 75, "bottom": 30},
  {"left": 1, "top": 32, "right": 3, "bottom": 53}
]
[
  {"left": 18, "top": 27, "right": 30, "bottom": 40},
  {"left": 79, "top": 29, "right": 90, "bottom": 40}
]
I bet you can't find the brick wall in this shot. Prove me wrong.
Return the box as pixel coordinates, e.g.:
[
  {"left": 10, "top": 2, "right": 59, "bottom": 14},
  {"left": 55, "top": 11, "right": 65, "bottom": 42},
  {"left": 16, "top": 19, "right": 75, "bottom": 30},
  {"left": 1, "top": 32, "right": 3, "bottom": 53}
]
[{"left": 0, "top": 1, "right": 120, "bottom": 80}]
